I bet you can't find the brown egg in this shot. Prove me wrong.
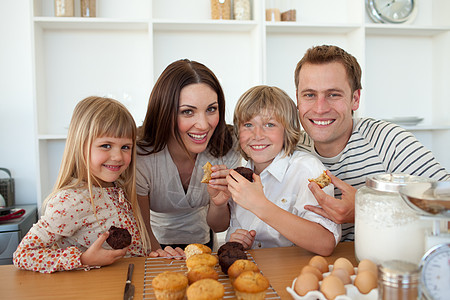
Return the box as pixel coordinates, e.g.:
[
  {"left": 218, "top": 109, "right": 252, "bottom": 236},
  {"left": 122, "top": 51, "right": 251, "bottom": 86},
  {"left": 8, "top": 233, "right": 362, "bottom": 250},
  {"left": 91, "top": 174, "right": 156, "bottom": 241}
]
[
  {"left": 300, "top": 265, "right": 323, "bottom": 281},
  {"left": 294, "top": 272, "right": 319, "bottom": 296},
  {"left": 309, "top": 255, "right": 329, "bottom": 273},
  {"left": 358, "top": 259, "right": 378, "bottom": 277},
  {"left": 354, "top": 270, "right": 377, "bottom": 294},
  {"left": 333, "top": 257, "right": 355, "bottom": 275},
  {"left": 331, "top": 268, "right": 352, "bottom": 285},
  {"left": 320, "top": 275, "right": 346, "bottom": 300}
]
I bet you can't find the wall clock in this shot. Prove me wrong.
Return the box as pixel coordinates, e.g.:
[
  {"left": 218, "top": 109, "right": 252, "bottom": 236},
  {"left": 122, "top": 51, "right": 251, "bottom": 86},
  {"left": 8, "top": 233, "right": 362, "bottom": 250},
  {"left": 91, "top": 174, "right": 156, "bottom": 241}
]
[{"left": 366, "top": 0, "right": 417, "bottom": 24}]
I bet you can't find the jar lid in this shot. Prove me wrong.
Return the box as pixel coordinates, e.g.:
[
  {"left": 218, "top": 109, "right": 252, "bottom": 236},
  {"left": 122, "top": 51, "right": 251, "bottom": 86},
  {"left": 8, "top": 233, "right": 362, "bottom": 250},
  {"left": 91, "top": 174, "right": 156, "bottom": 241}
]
[
  {"left": 365, "top": 173, "right": 433, "bottom": 193},
  {"left": 379, "top": 260, "right": 420, "bottom": 286}
]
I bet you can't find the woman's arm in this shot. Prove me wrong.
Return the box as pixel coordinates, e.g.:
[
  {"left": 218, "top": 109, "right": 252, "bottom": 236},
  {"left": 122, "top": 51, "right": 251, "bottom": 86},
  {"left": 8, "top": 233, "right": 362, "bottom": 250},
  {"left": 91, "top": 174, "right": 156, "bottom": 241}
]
[
  {"left": 206, "top": 164, "right": 232, "bottom": 232},
  {"left": 137, "top": 194, "right": 184, "bottom": 258}
]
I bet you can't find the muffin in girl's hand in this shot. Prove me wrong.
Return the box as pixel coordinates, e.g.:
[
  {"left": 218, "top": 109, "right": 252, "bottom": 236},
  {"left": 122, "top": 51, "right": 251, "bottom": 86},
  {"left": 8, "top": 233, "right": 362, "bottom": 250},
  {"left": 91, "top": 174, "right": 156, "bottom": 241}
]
[
  {"left": 232, "top": 270, "right": 269, "bottom": 300},
  {"left": 106, "top": 226, "right": 131, "bottom": 249},
  {"left": 186, "top": 278, "right": 225, "bottom": 300},
  {"left": 152, "top": 271, "right": 188, "bottom": 300}
]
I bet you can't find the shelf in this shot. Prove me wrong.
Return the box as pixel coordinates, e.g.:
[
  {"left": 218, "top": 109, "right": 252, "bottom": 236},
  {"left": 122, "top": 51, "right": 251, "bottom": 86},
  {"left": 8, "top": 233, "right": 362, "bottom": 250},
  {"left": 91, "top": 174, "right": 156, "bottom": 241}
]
[
  {"left": 265, "top": 22, "right": 361, "bottom": 34},
  {"left": 365, "top": 24, "right": 450, "bottom": 36},
  {"left": 152, "top": 19, "right": 258, "bottom": 32},
  {"left": 34, "top": 17, "right": 149, "bottom": 30},
  {"left": 38, "top": 135, "right": 67, "bottom": 140},
  {"left": 402, "top": 125, "right": 450, "bottom": 132}
]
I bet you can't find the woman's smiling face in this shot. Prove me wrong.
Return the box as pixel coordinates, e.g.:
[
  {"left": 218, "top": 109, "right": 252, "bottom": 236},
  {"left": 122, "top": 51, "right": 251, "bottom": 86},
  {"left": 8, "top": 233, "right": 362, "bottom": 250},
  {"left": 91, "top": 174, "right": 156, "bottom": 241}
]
[{"left": 175, "top": 83, "right": 220, "bottom": 155}]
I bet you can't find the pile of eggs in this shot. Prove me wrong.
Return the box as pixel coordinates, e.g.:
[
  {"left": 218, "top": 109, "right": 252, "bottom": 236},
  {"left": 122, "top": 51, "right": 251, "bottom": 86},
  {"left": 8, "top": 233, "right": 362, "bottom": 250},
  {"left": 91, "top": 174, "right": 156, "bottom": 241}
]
[{"left": 292, "top": 256, "right": 378, "bottom": 300}]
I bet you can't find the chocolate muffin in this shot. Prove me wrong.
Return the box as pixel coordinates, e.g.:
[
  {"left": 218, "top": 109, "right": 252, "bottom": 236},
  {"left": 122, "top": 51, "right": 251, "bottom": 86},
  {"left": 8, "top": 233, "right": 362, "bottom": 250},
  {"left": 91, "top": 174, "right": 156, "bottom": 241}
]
[
  {"left": 233, "top": 167, "right": 254, "bottom": 182},
  {"left": 217, "top": 241, "right": 245, "bottom": 256},
  {"left": 218, "top": 248, "right": 247, "bottom": 275},
  {"left": 106, "top": 226, "right": 132, "bottom": 249}
]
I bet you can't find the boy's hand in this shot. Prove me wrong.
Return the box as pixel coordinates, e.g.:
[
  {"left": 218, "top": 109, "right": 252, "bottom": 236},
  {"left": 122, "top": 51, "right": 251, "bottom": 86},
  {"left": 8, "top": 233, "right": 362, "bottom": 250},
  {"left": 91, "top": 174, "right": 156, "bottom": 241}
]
[
  {"left": 229, "top": 229, "right": 256, "bottom": 250},
  {"left": 226, "top": 170, "right": 266, "bottom": 211},
  {"left": 80, "top": 232, "right": 127, "bottom": 266}
]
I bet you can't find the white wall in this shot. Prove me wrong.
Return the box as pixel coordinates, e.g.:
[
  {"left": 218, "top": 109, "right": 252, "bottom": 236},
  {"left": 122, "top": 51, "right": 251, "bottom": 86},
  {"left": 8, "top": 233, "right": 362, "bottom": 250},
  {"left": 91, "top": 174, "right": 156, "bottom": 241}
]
[{"left": 0, "top": 1, "right": 37, "bottom": 205}]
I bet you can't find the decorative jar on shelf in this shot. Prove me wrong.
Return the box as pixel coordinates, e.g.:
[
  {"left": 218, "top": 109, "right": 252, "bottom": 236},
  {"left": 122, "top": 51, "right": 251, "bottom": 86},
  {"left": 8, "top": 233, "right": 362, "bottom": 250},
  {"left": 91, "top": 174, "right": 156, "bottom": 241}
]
[
  {"left": 234, "top": 0, "right": 251, "bottom": 20},
  {"left": 211, "top": 0, "right": 231, "bottom": 20},
  {"left": 54, "top": 0, "right": 74, "bottom": 17},
  {"left": 81, "top": 0, "right": 96, "bottom": 18}
]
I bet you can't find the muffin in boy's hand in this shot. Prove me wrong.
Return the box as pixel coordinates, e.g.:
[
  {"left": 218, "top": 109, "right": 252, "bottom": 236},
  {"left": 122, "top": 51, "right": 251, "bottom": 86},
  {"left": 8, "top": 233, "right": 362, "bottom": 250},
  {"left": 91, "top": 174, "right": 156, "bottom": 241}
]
[
  {"left": 201, "top": 162, "right": 212, "bottom": 183},
  {"left": 308, "top": 171, "right": 331, "bottom": 189},
  {"left": 106, "top": 226, "right": 131, "bottom": 249},
  {"left": 232, "top": 167, "right": 254, "bottom": 182}
]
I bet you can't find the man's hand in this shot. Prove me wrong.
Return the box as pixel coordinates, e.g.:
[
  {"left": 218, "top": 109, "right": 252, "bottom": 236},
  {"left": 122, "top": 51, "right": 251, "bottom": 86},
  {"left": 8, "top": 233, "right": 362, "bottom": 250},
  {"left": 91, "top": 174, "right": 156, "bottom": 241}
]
[
  {"left": 228, "top": 229, "right": 256, "bottom": 250},
  {"left": 80, "top": 232, "right": 127, "bottom": 266},
  {"left": 304, "top": 170, "right": 356, "bottom": 224}
]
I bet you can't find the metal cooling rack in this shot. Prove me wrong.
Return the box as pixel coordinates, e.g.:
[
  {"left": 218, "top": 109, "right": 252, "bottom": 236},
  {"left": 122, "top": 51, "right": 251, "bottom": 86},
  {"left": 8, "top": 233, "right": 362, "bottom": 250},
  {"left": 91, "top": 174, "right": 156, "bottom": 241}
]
[{"left": 143, "top": 252, "right": 280, "bottom": 299}]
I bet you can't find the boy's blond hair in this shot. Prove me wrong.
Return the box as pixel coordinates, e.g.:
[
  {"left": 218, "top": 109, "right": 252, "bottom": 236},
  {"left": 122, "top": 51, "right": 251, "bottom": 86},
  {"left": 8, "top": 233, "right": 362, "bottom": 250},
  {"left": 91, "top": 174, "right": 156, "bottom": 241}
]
[
  {"left": 43, "top": 96, "right": 151, "bottom": 252},
  {"left": 233, "top": 85, "right": 300, "bottom": 161}
]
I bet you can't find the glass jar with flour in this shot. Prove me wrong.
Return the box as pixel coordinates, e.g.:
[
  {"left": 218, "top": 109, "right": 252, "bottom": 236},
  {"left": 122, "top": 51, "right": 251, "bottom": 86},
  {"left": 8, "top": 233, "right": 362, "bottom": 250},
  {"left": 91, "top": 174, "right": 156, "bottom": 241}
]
[{"left": 355, "top": 174, "right": 433, "bottom": 265}]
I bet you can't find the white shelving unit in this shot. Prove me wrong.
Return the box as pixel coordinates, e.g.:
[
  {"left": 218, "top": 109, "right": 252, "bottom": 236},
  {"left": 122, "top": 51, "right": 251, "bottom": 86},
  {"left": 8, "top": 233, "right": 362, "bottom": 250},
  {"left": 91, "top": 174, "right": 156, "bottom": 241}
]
[{"left": 31, "top": 0, "right": 450, "bottom": 207}]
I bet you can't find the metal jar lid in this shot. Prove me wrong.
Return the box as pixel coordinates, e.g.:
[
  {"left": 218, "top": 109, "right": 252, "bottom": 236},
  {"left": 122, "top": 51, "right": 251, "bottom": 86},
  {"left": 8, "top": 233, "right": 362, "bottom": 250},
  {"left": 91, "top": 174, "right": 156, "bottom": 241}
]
[
  {"left": 365, "top": 173, "right": 433, "bottom": 193},
  {"left": 379, "top": 260, "right": 420, "bottom": 287}
]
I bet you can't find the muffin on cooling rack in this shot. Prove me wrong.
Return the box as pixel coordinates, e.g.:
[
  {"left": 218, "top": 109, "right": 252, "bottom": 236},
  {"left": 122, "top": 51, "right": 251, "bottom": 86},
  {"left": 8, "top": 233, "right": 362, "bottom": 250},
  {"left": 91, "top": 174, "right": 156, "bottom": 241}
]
[
  {"left": 184, "top": 243, "right": 212, "bottom": 260},
  {"left": 187, "top": 264, "right": 219, "bottom": 284},
  {"left": 152, "top": 271, "right": 188, "bottom": 300},
  {"left": 232, "top": 270, "right": 269, "bottom": 300},
  {"left": 186, "top": 278, "right": 225, "bottom": 300},
  {"left": 186, "top": 253, "right": 218, "bottom": 271},
  {"left": 227, "top": 259, "right": 260, "bottom": 283}
]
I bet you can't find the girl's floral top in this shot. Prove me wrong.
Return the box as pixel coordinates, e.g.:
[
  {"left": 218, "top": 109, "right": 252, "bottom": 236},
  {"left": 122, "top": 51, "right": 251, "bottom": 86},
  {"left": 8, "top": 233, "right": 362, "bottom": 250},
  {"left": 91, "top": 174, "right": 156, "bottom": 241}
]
[{"left": 13, "top": 185, "right": 147, "bottom": 273}]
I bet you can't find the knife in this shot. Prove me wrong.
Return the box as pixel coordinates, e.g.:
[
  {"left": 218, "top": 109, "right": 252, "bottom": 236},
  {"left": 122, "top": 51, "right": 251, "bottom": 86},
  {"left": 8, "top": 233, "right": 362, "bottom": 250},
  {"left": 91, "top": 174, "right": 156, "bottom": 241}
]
[{"left": 123, "top": 263, "right": 135, "bottom": 300}]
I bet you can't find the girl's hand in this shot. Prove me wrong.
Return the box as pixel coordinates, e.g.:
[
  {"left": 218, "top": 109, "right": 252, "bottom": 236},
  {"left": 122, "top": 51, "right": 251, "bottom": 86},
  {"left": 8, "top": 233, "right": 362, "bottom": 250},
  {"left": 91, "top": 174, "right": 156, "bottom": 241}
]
[
  {"left": 80, "top": 232, "right": 128, "bottom": 267},
  {"left": 229, "top": 229, "right": 256, "bottom": 250},
  {"left": 148, "top": 246, "right": 185, "bottom": 259},
  {"left": 207, "top": 164, "right": 232, "bottom": 207},
  {"left": 226, "top": 170, "right": 266, "bottom": 211}
]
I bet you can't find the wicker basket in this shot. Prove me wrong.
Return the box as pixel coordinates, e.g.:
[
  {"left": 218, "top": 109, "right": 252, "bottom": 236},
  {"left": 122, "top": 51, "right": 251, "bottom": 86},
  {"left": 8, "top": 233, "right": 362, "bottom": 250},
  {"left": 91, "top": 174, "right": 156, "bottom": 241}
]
[{"left": 0, "top": 168, "right": 15, "bottom": 207}]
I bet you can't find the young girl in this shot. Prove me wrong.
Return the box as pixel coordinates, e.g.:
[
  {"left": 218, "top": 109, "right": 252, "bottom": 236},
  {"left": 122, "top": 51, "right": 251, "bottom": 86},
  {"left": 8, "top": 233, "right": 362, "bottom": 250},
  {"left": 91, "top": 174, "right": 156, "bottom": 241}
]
[
  {"left": 13, "top": 96, "right": 151, "bottom": 273},
  {"left": 222, "top": 85, "right": 341, "bottom": 256},
  {"left": 136, "top": 59, "right": 241, "bottom": 257}
]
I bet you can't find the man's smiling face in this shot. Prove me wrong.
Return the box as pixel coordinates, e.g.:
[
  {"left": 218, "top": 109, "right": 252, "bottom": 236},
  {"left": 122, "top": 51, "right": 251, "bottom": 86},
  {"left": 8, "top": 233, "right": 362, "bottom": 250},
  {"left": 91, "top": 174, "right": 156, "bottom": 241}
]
[{"left": 296, "top": 62, "right": 360, "bottom": 157}]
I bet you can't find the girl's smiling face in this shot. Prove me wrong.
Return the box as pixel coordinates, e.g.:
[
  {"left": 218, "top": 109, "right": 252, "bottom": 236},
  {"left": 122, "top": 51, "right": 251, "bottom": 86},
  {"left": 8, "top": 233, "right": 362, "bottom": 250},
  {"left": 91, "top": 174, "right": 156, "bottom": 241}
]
[
  {"left": 239, "top": 112, "right": 285, "bottom": 174},
  {"left": 89, "top": 136, "right": 133, "bottom": 186},
  {"left": 175, "top": 83, "right": 220, "bottom": 156}
]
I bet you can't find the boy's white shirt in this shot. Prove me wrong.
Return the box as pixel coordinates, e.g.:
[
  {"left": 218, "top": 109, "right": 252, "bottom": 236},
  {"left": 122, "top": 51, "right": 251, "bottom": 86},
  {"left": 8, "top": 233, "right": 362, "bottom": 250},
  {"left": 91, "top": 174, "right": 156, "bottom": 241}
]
[{"left": 226, "top": 150, "right": 341, "bottom": 249}]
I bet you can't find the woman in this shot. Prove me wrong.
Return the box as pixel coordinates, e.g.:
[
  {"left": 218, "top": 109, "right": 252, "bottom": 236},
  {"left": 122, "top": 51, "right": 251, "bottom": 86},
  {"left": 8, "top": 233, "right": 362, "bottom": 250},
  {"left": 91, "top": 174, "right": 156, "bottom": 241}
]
[{"left": 137, "top": 59, "right": 241, "bottom": 257}]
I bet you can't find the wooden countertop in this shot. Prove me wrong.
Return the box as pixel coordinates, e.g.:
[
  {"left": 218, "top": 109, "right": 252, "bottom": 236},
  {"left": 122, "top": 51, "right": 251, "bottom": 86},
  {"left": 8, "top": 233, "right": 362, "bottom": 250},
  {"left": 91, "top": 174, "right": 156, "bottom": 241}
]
[{"left": 0, "top": 242, "right": 356, "bottom": 299}]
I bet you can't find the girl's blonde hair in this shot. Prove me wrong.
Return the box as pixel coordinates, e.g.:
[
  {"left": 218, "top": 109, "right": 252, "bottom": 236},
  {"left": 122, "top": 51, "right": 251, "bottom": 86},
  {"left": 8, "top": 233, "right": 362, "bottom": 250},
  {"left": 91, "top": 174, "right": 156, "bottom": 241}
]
[
  {"left": 43, "top": 96, "right": 151, "bottom": 252},
  {"left": 233, "top": 85, "right": 300, "bottom": 161}
]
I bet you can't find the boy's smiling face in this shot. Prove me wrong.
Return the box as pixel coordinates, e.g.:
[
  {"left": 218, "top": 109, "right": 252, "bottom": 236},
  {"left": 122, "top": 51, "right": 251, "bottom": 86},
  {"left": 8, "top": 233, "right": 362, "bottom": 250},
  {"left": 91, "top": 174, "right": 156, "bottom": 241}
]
[{"left": 239, "top": 112, "right": 284, "bottom": 174}]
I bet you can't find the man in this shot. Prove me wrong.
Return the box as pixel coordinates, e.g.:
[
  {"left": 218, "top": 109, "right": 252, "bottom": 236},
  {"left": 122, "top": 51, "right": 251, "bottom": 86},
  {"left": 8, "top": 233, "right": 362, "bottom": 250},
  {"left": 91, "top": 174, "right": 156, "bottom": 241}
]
[{"left": 295, "top": 45, "right": 449, "bottom": 241}]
